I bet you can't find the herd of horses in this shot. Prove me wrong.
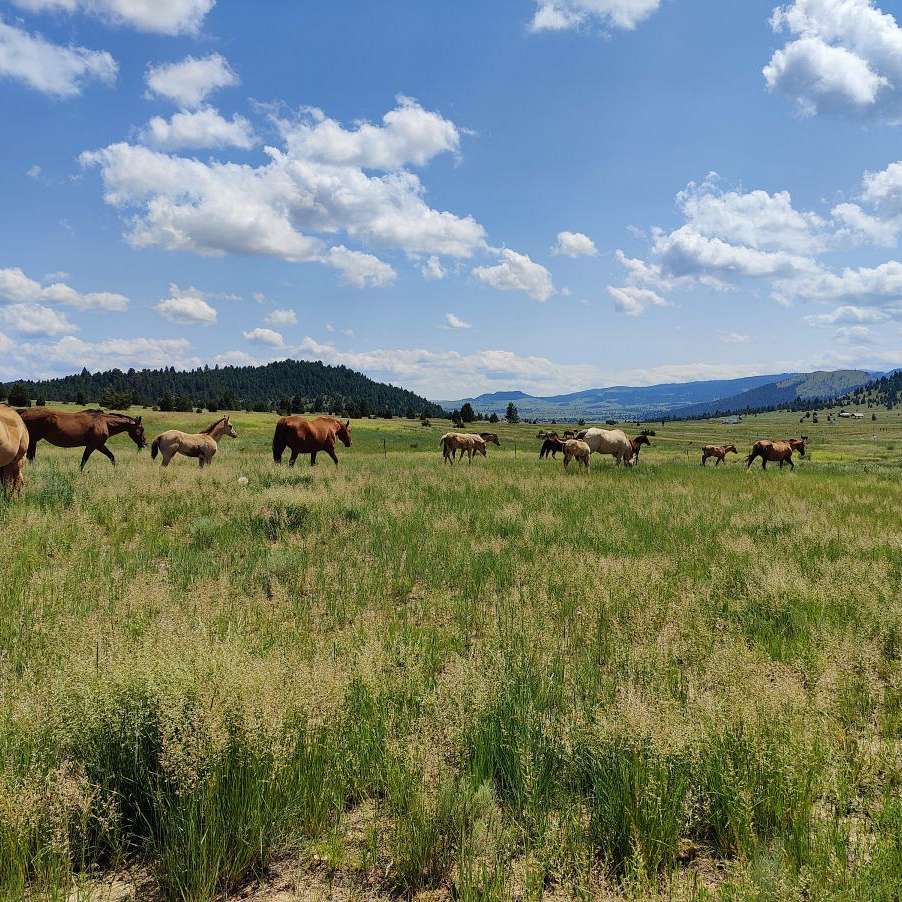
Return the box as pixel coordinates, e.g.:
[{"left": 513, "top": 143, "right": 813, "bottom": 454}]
[{"left": 0, "top": 403, "right": 809, "bottom": 498}]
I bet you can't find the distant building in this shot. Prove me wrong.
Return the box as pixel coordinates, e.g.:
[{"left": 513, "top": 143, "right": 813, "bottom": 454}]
[{"left": 719, "top": 415, "right": 742, "bottom": 425}]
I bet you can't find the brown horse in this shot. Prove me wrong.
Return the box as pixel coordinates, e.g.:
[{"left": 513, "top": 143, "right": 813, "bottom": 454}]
[
  {"left": 628, "top": 433, "right": 651, "bottom": 464},
  {"left": 272, "top": 415, "right": 351, "bottom": 466},
  {"left": 478, "top": 432, "right": 501, "bottom": 447},
  {"left": 539, "top": 436, "right": 565, "bottom": 459},
  {"left": 701, "top": 444, "right": 738, "bottom": 466},
  {"left": 19, "top": 408, "right": 147, "bottom": 470},
  {"left": 746, "top": 438, "right": 806, "bottom": 470},
  {"left": 0, "top": 405, "right": 29, "bottom": 497}
]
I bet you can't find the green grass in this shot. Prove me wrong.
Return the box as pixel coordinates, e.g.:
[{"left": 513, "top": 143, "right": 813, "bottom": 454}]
[{"left": 2, "top": 404, "right": 902, "bottom": 899}]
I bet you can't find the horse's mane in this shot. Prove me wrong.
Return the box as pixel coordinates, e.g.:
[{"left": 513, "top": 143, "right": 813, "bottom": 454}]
[
  {"left": 100, "top": 410, "right": 139, "bottom": 423},
  {"left": 202, "top": 417, "right": 228, "bottom": 434}
]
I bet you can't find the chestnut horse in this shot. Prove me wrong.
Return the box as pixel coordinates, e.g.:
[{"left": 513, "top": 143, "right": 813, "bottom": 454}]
[
  {"left": 629, "top": 433, "right": 651, "bottom": 464},
  {"left": 746, "top": 438, "right": 806, "bottom": 470},
  {"left": 701, "top": 444, "right": 738, "bottom": 466},
  {"left": 0, "top": 405, "right": 28, "bottom": 497},
  {"left": 272, "top": 415, "right": 351, "bottom": 466},
  {"left": 19, "top": 408, "right": 147, "bottom": 470}
]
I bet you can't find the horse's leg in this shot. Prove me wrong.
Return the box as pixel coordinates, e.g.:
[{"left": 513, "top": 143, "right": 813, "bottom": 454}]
[
  {"left": 325, "top": 445, "right": 339, "bottom": 466},
  {"left": 787, "top": 456, "right": 794, "bottom": 470},
  {"left": 27, "top": 436, "right": 38, "bottom": 462},
  {"left": 701, "top": 454, "right": 706, "bottom": 466},
  {"left": 97, "top": 444, "right": 116, "bottom": 467},
  {"left": 762, "top": 458, "right": 767, "bottom": 470},
  {"left": 310, "top": 451, "right": 317, "bottom": 466},
  {"left": 80, "top": 446, "right": 94, "bottom": 471},
  {"left": 288, "top": 450, "right": 298, "bottom": 467}
]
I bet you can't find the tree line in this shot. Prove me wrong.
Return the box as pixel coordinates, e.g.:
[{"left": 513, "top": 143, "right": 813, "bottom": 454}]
[{"left": 1, "top": 359, "right": 446, "bottom": 419}]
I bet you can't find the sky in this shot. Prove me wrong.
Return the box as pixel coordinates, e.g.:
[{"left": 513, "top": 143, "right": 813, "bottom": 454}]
[{"left": 2, "top": 0, "right": 902, "bottom": 400}]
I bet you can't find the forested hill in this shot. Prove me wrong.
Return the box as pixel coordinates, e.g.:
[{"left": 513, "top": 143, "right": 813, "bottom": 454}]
[
  {"left": 9, "top": 359, "right": 445, "bottom": 418},
  {"left": 837, "top": 369, "right": 902, "bottom": 409}
]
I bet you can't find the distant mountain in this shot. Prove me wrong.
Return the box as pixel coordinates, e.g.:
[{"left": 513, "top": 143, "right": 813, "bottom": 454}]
[
  {"left": 9, "top": 359, "right": 445, "bottom": 418},
  {"left": 437, "top": 373, "right": 795, "bottom": 420},
  {"left": 668, "top": 370, "right": 877, "bottom": 419}
]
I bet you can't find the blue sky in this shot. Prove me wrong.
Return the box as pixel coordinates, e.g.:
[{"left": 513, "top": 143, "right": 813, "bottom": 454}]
[{"left": 2, "top": 0, "right": 902, "bottom": 399}]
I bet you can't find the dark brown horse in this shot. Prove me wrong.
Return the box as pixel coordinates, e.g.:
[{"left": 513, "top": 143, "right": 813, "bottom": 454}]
[
  {"left": 272, "top": 415, "right": 351, "bottom": 466},
  {"left": 539, "top": 436, "right": 565, "bottom": 459},
  {"left": 628, "top": 433, "right": 651, "bottom": 464},
  {"left": 746, "top": 438, "right": 806, "bottom": 470},
  {"left": 19, "top": 408, "right": 147, "bottom": 469},
  {"left": 701, "top": 444, "right": 738, "bottom": 466}
]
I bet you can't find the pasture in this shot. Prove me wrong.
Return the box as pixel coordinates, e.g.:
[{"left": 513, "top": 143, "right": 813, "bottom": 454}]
[{"left": 2, "top": 405, "right": 902, "bottom": 901}]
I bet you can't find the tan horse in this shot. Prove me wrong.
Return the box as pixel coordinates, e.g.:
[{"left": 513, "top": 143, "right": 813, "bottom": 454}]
[
  {"left": 702, "top": 444, "right": 738, "bottom": 466},
  {"left": 0, "top": 405, "right": 28, "bottom": 497},
  {"left": 578, "top": 427, "right": 634, "bottom": 465},
  {"left": 19, "top": 407, "right": 146, "bottom": 469},
  {"left": 272, "top": 416, "right": 351, "bottom": 466},
  {"left": 151, "top": 416, "right": 238, "bottom": 468},
  {"left": 440, "top": 433, "right": 486, "bottom": 464},
  {"left": 453, "top": 432, "right": 497, "bottom": 460},
  {"left": 746, "top": 438, "right": 806, "bottom": 470},
  {"left": 562, "top": 439, "right": 590, "bottom": 469}
]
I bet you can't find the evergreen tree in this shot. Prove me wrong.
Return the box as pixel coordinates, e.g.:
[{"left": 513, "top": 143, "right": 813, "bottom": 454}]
[
  {"left": 7, "top": 383, "right": 30, "bottom": 407},
  {"left": 460, "top": 402, "right": 476, "bottom": 423},
  {"left": 505, "top": 402, "right": 519, "bottom": 424},
  {"left": 488, "top": 411, "right": 499, "bottom": 424}
]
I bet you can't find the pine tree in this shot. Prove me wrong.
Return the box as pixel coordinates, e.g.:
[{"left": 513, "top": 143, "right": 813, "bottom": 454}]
[{"left": 505, "top": 402, "right": 519, "bottom": 424}]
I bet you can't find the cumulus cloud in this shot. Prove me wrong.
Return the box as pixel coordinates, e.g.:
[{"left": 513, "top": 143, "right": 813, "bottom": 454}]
[
  {"left": 276, "top": 96, "right": 460, "bottom": 169},
  {"left": 444, "top": 312, "right": 471, "bottom": 329},
  {"left": 421, "top": 256, "right": 446, "bottom": 280},
  {"left": 765, "top": 0, "right": 902, "bottom": 122},
  {"left": 243, "top": 327, "right": 284, "bottom": 347},
  {"left": 0, "top": 17, "right": 116, "bottom": 97},
  {"left": 80, "top": 98, "right": 487, "bottom": 287},
  {"left": 552, "top": 230, "right": 598, "bottom": 257},
  {"left": 140, "top": 107, "right": 256, "bottom": 150},
  {"left": 530, "top": 0, "right": 662, "bottom": 32},
  {"left": 0, "top": 266, "right": 128, "bottom": 310},
  {"left": 265, "top": 308, "right": 297, "bottom": 326},
  {"left": 607, "top": 284, "right": 668, "bottom": 316},
  {"left": 155, "top": 290, "right": 217, "bottom": 324},
  {"left": 719, "top": 331, "right": 752, "bottom": 344},
  {"left": 472, "top": 249, "right": 555, "bottom": 301},
  {"left": 145, "top": 53, "right": 237, "bottom": 108},
  {"left": 805, "top": 304, "right": 892, "bottom": 325},
  {"left": 10, "top": 0, "right": 215, "bottom": 35},
  {"left": 0, "top": 303, "right": 76, "bottom": 335}
]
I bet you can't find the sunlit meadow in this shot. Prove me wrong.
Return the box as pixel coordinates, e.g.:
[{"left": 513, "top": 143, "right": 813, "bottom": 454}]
[{"left": 2, "top": 406, "right": 901, "bottom": 900}]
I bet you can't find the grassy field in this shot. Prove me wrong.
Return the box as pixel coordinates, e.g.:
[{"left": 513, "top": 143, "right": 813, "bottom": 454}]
[{"left": 2, "top": 404, "right": 902, "bottom": 901}]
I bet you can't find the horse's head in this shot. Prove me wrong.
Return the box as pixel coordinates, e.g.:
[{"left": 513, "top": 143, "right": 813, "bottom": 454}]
[
  {"left": 725, "top": 445, "right": 738, "bottom": 454},
  {"left": 128, "top": 416, "right": 147, "bottom": 450},
  {"left": 336, "top": 419, "right": 352, "bottom": 447},
  {"left": 634, "top": 434, "right": 651, "bottom": 448},
  {"left": 223, "top": 417, "right": 238, "bottom": 439},
  {"left": 793, "top": 438, "right": 807, "bottom": 456},
  {"left": 475, "top": 442, "right": 487, "bottom": 457}
]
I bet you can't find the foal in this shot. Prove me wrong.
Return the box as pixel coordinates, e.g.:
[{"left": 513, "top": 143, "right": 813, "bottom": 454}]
[
  {"left": 701, "top": 444, "right": 738, "bottom": 466},
  {"left": 151, "top": 416, "right": 238, "bottom": 468}
]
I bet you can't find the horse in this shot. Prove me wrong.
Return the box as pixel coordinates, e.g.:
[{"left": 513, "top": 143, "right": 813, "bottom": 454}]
[
  {"left": 440, "top": 433, "right": 486, "bottom": 464},
  {"left": 478, "top": 432, "right": 501, "bottom": 447},
  {"left": 0, "top": 405, "right": 28, "bottom": 497},
  {"left": 629, "top": 433, "right": 652, "bottom": 464},
  {"left": 536, "top": 430, "right": 558, "bottom": 440},
  {"left": 18, "top": 408, "right": 146, "bottom": 469},
  {"left": 562, "top": 439, "right": 591, "bottom": 469},
  {"left": 701, "top": 444, "right": 738, "bottom": 466},
  {"left": 273, "top": 416, "right": 351, "bottom": 466},
  {"left": 539, "top": 436, "right": 565, "bottom": 459},
  {"left": 578, "top": 427, "right": 634, "bottom": 465},
  {"left": 151, "top": 416, "right": 238, "bottom": 468},
  {"left": 746, "top": 438, "right": 806, "bottom": 470}
]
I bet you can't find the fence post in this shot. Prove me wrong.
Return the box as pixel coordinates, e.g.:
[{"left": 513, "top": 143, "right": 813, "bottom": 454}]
[{"left": 383, "top": 438, "right": 386, "bottom": 457}]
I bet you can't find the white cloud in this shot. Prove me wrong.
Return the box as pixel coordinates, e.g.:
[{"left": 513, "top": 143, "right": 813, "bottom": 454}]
[
  {"left": 0, "top": 266, "right": 128, "bottom": 310},
  {"left": 276, "top": 95, "right": 460, "bottom": 169},
  {"left": 421, "top": 255, "right": 446, "bottom": 280},
  {"left": 531, "top": 0, "right": 662, "bottom": 32},
  {"left": 719, "top": 331, "right": 752, "bottom": 344},
  {"left": 212, "top": 349, "right": 258, "bottom": 367},
  {"left": 552, "top": 230, "right": 598, "bottom": 257},
  {"left": 10, "top": 0, "right": 215, "bottom": 35},
  {"left": 18, "top": 335, "right": 198, "bottom": 374},
  {"left": 607, "top": 284, "right": 668, "bottom": 316},
  {"left": 831, "top": 201, "right": 899, "bottom": 246},
  {"left": 0, "top": 17, "right": 116, "bottom": 97},
  {"left": 0, "top": 303, "right": 76, "bottom": 335},
  {"left": 155, "top": 291, "right": 217, "bottom": 324},
  {"left": 265, "top": 308, "right": 297, "bottom": 326},
  {"left": 445, "top": 312, "right": 471, "bottom": 329},
  {"left": 765, "top": 0, "right": 902, "bottom": 122},
  {"left": 243, "top": 327, "right": 284, "bottom": 347},
  {"left": 805, "top": 304, "right": 892, "bottom": 325},
  {"left": 26, "top": 164, "right": 42, "bottom": 179},
  {"left": 472, "top": 248, "right": 555, "bottom": 301},
  {"left": 785, "top": 259, "right": 902, "bottom": 303},
  {"left": 80, "top": 98, "right": 487, "bottom": 283},
  {"left": 145, "top": 53, "right": 237, "bottom": 108},
  {"left": 140, "top": 107, "right": 256, "bottom": 150},
  {"left": 0, "top": 331, "right": 12, "bottom": 353},
  {"left": 835, "top": 324, "right": 876, "bottom": 342},
  {"left": 327, "top": 246, "right": 397, "bottom": 288}
]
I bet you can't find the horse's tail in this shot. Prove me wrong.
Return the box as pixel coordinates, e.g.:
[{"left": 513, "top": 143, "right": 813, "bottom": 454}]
[
  {"left": 272, "top": 420, "right": 288, "bottom": 463},
  {"left": 150, "top": 437, "right": 160, "bottom": 460},
  {"left": 746, "top": 443, "right": 760, "bottom": 466}
]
